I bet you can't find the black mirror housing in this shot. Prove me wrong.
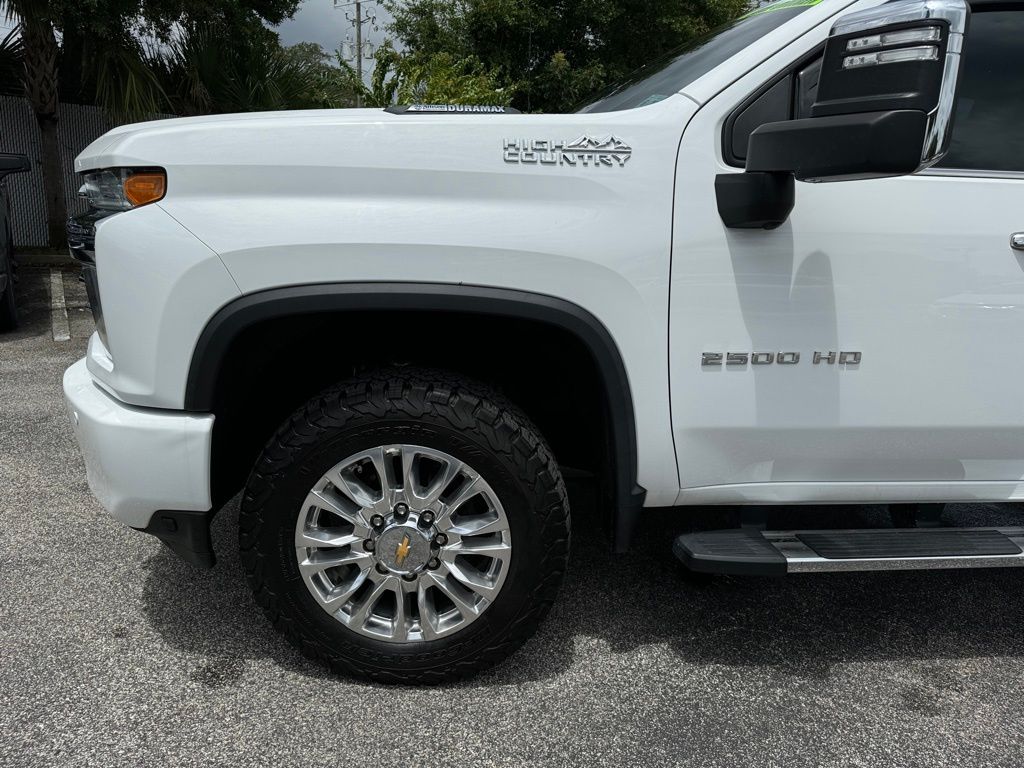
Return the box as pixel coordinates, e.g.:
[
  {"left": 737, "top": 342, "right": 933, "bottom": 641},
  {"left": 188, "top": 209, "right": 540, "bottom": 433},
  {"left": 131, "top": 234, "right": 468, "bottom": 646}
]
[
  {"left": 718, "top": 0, "right": 968, "bottom": 228},
  {"left": 747, "top": 109, "right": 927, "bottom": 182},
  {"left": 715, "top": 172, "right": 794, "bottom": 230},
  {"left": 751, "top": 0, "right": 968, "bottom": 182}
]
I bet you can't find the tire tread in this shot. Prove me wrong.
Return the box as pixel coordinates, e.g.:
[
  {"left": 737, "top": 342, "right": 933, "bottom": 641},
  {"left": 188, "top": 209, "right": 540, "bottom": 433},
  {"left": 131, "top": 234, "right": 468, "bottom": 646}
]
[{"left": 239, "top": 367, "right": 570, "bottom": 684}]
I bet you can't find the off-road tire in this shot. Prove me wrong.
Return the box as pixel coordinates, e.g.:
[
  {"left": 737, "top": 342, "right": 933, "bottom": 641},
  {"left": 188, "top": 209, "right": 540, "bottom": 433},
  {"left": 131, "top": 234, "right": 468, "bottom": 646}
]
[{"left": 239, "top": 367, "right": 570, "bottom": 683}]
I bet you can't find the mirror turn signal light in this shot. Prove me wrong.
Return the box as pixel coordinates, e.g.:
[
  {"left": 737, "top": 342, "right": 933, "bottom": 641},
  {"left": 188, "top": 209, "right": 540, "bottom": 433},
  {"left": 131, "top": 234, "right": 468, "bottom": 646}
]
[
  {"left": 846, "top": 26, "right": 942, "bottom": 51},
  {"left": 843, "top": 44, "right": 939, "bottom": 69},
  {"left": 123, "top": 172, "right": 166, "bottom": 207}
]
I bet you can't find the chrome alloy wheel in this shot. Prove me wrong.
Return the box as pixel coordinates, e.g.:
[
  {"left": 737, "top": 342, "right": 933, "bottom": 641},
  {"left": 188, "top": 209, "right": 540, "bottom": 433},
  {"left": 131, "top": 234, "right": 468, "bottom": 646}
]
[{"left": 295, "top": 445, "right": 512, "bottom": 643}]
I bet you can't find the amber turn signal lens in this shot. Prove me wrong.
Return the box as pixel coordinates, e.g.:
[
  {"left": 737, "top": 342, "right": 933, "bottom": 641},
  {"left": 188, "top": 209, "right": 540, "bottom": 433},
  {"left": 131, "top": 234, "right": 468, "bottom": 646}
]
[{"left": 123, "top": 172, "right": 166, "bottom": 207}]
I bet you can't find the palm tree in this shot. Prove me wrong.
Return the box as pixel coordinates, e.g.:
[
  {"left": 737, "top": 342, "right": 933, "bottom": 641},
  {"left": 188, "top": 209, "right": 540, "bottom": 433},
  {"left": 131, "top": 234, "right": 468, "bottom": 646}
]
[
  {"left": 4, "top": 3, "right": 507, "bottom": 248},
  {"left": 4, "top": 3, "right": 304, "bottom": 249},
  {"left": 8, "top": 0, "right": 65, "bottom": 248},
  {"left": 149, "top": 28, "right": 355, "bottom": 116}
]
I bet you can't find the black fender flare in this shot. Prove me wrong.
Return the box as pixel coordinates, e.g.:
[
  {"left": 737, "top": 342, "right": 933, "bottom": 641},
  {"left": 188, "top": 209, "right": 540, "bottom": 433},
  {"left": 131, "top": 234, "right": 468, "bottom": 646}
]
[{"left": 186, "top": 282, "right": 646, "bottom": 552}]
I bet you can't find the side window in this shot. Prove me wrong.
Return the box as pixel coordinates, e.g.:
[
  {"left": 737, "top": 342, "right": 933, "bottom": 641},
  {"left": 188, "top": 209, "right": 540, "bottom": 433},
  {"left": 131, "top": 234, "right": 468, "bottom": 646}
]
[
  {"left": 724, "top": 52, "right": 822, "bottom": 166},
  {"left": 793, "top": 58, "right": 821, "bottom": 119},
  {"left": 936, "top": 10, "right": 1024, "bottom": 172},
  {"left": 728, "top": 79, "right": 791, "bottom": 162}
]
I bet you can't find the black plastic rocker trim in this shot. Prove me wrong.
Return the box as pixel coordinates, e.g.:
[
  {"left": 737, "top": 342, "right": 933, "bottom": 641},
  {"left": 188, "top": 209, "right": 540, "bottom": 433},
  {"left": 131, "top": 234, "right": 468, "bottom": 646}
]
[
  {"left": 186, "top": 282, "right": 646, "bottom": 552},
  {"left": 138, "top": 509, "right": 216, "bottom": 569}
]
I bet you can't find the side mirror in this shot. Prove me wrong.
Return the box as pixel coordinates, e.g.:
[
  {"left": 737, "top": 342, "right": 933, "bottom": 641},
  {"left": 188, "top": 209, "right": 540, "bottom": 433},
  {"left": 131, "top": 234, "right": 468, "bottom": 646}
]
[
  {"left": 0, "top": 154, "right": 30, "bottom": 179},
  {"left": 718, "top": 0, "right": 968, "bottom": 229}
]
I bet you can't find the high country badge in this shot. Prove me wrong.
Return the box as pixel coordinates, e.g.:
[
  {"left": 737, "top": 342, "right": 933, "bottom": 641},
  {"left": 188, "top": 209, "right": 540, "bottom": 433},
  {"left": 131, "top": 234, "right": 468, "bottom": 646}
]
[{"left": 503, "top": 135, "right": 632, "bottom": 167}]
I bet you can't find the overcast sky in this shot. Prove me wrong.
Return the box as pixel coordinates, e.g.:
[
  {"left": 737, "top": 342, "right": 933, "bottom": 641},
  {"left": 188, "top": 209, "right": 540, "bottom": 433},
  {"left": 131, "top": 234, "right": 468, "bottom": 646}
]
[{"left": 274, "top": 0, "right": 393, "bottom": 61}]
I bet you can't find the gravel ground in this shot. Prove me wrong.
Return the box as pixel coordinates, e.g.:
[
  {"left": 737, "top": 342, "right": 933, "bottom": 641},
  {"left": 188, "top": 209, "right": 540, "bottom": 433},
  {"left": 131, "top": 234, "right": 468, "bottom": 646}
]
[{"left": 3, "top": 267, "right": 1024, "bottom": 768}]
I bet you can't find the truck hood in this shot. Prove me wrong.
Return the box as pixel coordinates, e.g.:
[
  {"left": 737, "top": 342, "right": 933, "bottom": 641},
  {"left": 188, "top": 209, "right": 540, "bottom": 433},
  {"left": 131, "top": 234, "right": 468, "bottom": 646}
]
[
  {"left": 74, "top": 101, "right": 695, "bottom": 179},
  {"left": 76, "top": 109, "right": 394, "bottom": 171},
  {"left": 76, "top": 99, "right": 697, "bottom": 282}
]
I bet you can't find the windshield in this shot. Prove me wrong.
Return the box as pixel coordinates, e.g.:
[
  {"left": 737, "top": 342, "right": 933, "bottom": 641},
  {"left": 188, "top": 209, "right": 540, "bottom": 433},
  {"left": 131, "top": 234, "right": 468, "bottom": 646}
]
[{"left": 577, "top": 0, "right": 825, "bottom": 113}]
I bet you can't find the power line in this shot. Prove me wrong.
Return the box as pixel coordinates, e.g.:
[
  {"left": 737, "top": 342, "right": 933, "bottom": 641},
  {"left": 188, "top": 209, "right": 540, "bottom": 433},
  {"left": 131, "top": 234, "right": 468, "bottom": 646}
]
[{"left": 333, "top": 0, "right": 378, "bottom": 107}]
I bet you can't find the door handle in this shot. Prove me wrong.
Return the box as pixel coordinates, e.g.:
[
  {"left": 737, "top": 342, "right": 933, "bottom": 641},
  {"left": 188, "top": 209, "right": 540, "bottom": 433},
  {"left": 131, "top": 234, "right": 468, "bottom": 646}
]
[{"left": 1012, "top": 233, "right": 1024, "bottom": 251}]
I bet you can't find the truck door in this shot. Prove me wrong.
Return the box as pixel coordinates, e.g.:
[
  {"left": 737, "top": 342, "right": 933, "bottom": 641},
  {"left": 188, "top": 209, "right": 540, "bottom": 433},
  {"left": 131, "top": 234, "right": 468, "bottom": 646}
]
[{"left": 670, "top": 4, "right": 1024, "bottom": 503}]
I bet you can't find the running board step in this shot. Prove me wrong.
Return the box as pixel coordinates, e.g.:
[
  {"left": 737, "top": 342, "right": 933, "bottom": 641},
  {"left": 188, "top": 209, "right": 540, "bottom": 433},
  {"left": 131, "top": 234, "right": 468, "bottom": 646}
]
[{"left": 672, "top": 527, "right": 1024, "bottom": 576}]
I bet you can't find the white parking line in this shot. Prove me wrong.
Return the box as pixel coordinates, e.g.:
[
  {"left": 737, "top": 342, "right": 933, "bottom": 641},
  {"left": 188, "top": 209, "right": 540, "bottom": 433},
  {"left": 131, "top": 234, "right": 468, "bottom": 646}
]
[{"left": 50, "top": 269, "right": 70, "bottom": 342}]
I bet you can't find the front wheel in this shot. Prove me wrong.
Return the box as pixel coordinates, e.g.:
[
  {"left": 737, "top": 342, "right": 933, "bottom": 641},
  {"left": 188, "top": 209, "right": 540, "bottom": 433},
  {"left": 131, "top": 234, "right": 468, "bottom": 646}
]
[{"left": 240, "top": 368, "right": 570, "bottom": 683}]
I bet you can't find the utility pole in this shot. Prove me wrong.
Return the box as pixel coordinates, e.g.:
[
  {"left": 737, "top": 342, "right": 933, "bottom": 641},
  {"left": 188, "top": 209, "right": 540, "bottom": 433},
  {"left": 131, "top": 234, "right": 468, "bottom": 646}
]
[
  {"left": 334, "top": 0, "right": 377, "bottom": 108},
  {"left": 355, "top": 1, "right": 363, "bottom": 106}
]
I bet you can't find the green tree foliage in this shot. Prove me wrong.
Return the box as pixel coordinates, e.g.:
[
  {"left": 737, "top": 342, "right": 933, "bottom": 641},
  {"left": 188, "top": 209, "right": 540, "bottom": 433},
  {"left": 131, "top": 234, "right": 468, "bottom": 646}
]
[
  {"left": 39, "top": 0, "right": 302, "bottom": 110},
  {"left": 384, "top": 0, "right": 751, "bottom": 112},
  {"left": 281, "top": 41, "right": 361, "bottom": 110},
  {"left": 339, "top": 43, "right": 513, "bottom": 108},
  {"left": 147, "top": 30, "right": 357, "bottom": 115}
]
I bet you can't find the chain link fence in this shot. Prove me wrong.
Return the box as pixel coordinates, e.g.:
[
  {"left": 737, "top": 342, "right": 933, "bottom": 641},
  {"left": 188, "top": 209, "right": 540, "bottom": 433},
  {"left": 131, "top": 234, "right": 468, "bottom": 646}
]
[{"left": 0, "top": 96, "right": 171, "bottom": 248}]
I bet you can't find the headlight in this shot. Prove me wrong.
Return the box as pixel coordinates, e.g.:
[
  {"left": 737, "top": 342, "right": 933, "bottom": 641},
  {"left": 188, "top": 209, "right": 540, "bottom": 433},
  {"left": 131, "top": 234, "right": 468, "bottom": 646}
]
[{"left": 79, "top": 168, "right": 166, "bottom": 211}]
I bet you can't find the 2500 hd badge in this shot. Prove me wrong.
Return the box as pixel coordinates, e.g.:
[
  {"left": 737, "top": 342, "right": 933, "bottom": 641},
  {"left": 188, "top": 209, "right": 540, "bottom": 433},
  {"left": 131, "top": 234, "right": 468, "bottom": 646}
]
[{"left": 701, "top": 351, "right": 863, "bottom": 366}]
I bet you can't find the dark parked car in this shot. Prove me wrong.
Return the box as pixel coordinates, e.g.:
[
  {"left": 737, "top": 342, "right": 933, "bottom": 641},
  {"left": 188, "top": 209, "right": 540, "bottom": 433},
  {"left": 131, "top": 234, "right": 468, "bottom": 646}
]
[{"left": 0, "top": 153, "right": 29, "bottom": 330}]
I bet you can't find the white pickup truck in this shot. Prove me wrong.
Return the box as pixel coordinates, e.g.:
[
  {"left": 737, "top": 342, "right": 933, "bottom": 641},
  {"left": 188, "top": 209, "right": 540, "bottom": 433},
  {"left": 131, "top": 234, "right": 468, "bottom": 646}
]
[{"left": 63, "top": 0, "right": 1024, "bottom": 682}]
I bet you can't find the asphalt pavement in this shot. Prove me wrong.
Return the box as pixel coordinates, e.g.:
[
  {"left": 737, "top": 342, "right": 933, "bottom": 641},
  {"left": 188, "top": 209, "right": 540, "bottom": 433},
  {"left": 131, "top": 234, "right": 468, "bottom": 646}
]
[{"left": 3, "top": 266, "right": 1024, "bottom": 767}]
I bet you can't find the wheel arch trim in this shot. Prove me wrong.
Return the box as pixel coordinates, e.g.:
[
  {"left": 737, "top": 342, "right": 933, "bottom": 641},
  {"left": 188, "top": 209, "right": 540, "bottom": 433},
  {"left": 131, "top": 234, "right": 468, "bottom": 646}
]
[{"left": 185, "top": 282, "right": 646, "bottom": 551}]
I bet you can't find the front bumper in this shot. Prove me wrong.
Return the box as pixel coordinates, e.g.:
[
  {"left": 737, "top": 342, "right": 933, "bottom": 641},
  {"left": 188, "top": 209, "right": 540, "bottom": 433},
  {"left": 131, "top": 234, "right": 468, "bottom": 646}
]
[{"left": 62, "top": 358, "right": 215, "bottom": 529}]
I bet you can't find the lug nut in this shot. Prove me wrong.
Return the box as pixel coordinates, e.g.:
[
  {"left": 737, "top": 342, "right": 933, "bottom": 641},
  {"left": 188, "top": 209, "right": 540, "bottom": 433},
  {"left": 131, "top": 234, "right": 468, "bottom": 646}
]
[
  {"left": 394, "top": 502, "right": 409, "bottom": 520},
  {"left": 402, "top": 573, "right": 417, "bottom": 582},
  {"left": 432, "top": 533, "right": 448, "bottom": 547},
  {"left": 376, "top": 563, "right": 389, "bottom": 575},
  {"left": 420, "top": 510, "right": 435, "bottom": 526},
  {"left": 427, "top": 557, "right": 441, "bottom": 570},
  {"left": 363, "top": 539, "right": 375, "bottom": 552},
  {"left": 370, "top": 514, "right": 385, "bottom": 530}
]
